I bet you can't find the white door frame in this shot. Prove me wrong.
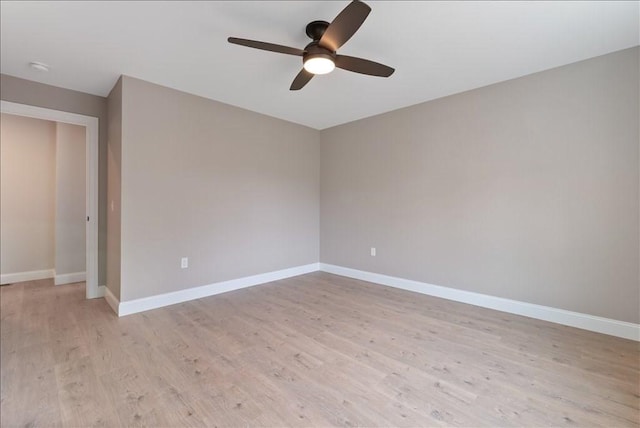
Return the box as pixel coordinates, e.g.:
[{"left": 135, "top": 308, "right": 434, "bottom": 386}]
[{"left": 1, "top": 100, "right": 102, "bottom": 299}]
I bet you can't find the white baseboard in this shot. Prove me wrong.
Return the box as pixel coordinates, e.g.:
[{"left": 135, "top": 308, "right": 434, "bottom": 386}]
[
  {"left": 0, "top": 269, "right": 54, "bottom": 285},
  {"left": 104, "top": 286, "right": 120, "bottom": 315},
  {"left": 55, "top": 271, "right": 86, "bottom": 286},
  {"left": 99, "top": 260, "right": 639, "bottom": 341},
  {"left": 96, "top": 285, "right": 106, "bottom": 298},
  {"left": 113, "top": 263, "right": 320, "bottom": 317},
  {"left": 319, "top": 263, "right": 640, "bottom": 342}
]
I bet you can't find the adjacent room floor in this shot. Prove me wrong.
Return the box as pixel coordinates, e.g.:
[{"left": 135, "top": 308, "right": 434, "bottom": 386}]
[{"left": 1, "top": 272, "right": 638, "bottom": 427}]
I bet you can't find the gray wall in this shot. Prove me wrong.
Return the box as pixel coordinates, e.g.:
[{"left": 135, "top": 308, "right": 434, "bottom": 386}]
[
  {"left": 55, "top": 122, "right": 86, "bottom": 277},
  {"left": 106, "top": 78, "right": 123, "bottom": 299},
  {"left": 0, "top": 114, "right": 56, "bottom": 276},
  {"left": 1, "top": 74, "right": 108, "bottom": 286},
  {"left": 3, "top": 48, "right": 637, "bottom": 324},
  {"left": 119, "top": 76, "right": 320, "bottom": 301},
  {"left": 320, "top": 47, "right": 640, "bottom": 324}
]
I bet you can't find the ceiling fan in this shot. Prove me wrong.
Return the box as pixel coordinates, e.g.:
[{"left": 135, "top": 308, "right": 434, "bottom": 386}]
[{"left": 228, "top": 0, "right": 395, "bottom": 90}]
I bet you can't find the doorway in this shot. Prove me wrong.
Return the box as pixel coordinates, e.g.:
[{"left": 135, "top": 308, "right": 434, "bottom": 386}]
[{"left": 0, "top": 101, "right": 101, "bottom": 299}]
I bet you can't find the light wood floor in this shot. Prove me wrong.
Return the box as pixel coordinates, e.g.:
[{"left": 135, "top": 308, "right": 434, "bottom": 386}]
[{"left": 1, "top": 272, "right": 638, "bottom": 427}]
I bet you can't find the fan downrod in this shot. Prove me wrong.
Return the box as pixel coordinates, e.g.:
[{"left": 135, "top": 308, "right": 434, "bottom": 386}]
[{"left": 305, "top": 21, "right": 330, "bottom": 41}]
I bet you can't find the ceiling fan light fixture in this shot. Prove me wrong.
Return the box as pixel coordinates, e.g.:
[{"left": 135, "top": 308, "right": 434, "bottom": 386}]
[
  {"left": 228, "top": 0, "right": 394, "bottom": 90},
  {"left": 303, "top": 54, "right": 335, "bottom": 75}
]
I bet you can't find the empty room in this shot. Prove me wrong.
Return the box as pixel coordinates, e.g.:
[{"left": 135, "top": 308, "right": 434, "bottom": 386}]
[{"left": 0, "top": 1, "right": 638, "bottom": 427}]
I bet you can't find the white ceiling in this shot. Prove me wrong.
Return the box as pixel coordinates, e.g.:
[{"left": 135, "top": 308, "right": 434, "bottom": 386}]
[{"left": 1, "top": 1, "right": 638, "bottom": 129}]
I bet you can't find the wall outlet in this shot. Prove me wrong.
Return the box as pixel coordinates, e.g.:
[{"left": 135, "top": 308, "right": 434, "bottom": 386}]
[
  {"left": 181, "top": 257, "right": 188, "bottom": 269},
  {"left": 370, "top": 247, "right": 376, "bottom": 256}
]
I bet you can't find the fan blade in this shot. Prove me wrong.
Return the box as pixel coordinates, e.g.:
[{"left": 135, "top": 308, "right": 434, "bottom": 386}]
[
  {"left": 290, "top": 69, "right": 314, "bottom": 90},
  {"left": 335, "top": 55, "right": 395, "bottom": 77},
  {"left": 228, "top": 37, "right": 304, "bottom": 56},
  {"left": 319, "top": 0, "right": 371, "bottom": 52}
]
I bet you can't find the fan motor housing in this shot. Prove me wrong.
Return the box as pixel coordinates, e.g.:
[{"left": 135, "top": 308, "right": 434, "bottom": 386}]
[{"left": 303, "top": 42, "right": 336, "bottom": 64}]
